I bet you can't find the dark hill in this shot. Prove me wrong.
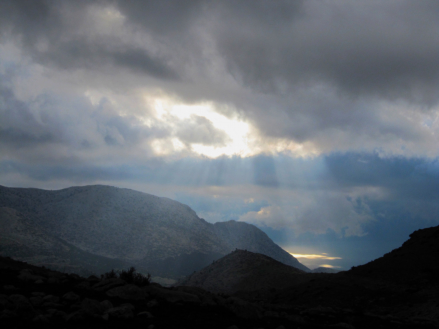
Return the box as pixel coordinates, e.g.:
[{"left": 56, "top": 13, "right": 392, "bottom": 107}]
[
  {"left": 348, "top": 225, "right": 439, "bottom": 285},
  {"left": 178, "top": 249, "right": 306, "bottom": 294}
]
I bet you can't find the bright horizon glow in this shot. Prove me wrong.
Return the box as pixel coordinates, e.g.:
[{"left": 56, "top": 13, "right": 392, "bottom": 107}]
[
  {"left": 318, "top": 264, "right": 342, "bottom": 269},
  {"left": 291, "top": 253, "right": 342, "bottom": 260}
]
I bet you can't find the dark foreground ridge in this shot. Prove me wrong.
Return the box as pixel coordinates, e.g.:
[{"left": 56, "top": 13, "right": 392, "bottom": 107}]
[{"left": 1, "top": 245, "right": 438, "bottom": 329}]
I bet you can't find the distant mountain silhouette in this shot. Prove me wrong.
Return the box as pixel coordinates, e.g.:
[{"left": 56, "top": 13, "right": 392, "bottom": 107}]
[
  {"left": 178, "top": 249, "right": 306, "bottom": 294},
  {"left": 348, "top": 225, "right": 439, "bottom": 285},
  {"left": 311, "top": 267, "right": 340, "bottom": 273},
  {"left": 0, "top": 185, "right": 308, "bottom": 277}
]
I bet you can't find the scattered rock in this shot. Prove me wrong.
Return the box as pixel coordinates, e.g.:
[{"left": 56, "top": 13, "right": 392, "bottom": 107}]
[
  {"left": 145, "top": 285, "right": 200, "bottom": 304},
  {"left": 18, "top": 269, "right": 44, "bottom": 283},
  {"left": 107, "top": 284, "right": 148, "bottom": 300},
  {"left": 331, "top": 323, "right": 355, "bottom": 329},
  {"left": 137, "top": 311, "right": 153, "bottom": 318},
  {"left": 8, "top": 294, "right": 35, "bottom": 315},
  {"left": 224, "top": 297, "right": 261, "bottom": 319},
  {"left": 75, "top": 281, "right": 91, "bottom": 290},
  {"left": 42, "top": 295, "right": 60, "bottom": 304},
  {"left": 0, "top": 309, "right": 17, "bottom": 319},
  {"left": 29, "top": 296, "right": 43, "bottom": 307},
  {"left": 32, "top": 314, "right": 50, "bottom": 323},
  {"left": 147, "top": 300, "right": 158, "bottom": 308},
  {"left": 46, "top": 309, "right": 68, "bottom": 323},
  {"left": 62, "top": 291, "right": 80, "bottom": 302},
  {"left": 106, "top": 304, "right": 134, "bottom": 319},
  {"left": 80, "top": 298, "right": 106, "bottom": 317},
  {"left": 3, "top": 285, "right": 17, "bottom": 292},
  {"left": 100, "top": 299, "right": 113, "bottom": 311},
  {"left": 93, "top": 278, "right": 126, "bottom": 292}
]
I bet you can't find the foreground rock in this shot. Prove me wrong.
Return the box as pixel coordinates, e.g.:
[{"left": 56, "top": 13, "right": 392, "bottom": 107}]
[{"left": 2, "top": 255, "right": 434, "bottom": 328}]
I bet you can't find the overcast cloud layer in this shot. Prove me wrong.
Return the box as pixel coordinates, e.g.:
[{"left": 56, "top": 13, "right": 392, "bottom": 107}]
[{"left": 1, "top": 0, "right": 439, "bottom": 269}]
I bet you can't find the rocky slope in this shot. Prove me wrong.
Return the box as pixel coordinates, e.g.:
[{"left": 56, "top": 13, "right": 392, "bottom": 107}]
[
  {"left": 178, "top": 249, "right": 306, "bottom": 294},
  {"left": 0, "top": 185, "right": 308, "bottom": 277}
]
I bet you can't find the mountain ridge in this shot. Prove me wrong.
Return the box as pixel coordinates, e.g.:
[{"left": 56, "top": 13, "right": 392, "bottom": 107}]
[{"left": 0, "top": 184, "right": 309, "bottom": 277}]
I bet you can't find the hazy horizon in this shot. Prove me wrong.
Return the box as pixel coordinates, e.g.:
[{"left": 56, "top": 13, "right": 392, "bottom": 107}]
[{"left": 2, "top": 0, "right": 439, "bottom": 270}]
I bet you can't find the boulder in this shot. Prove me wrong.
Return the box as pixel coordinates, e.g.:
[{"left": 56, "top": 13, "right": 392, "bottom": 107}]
[
  {"left": 100, "top": 300, "right": 113, "bottom": 312},
  {"left": 144, "top": 286, "right": 200, "bottom": 304},
  {"left": 92, "top": 278, "right": 126, "bottom": 292},
  {"left": 223, "top": 297, "right": 261, "bottom": 319},
  {"left": 46, "top": 309, "right": 68, "bottom": 323},
  {"left": 106, "top": 304, "right": 134, "bottom": 319},
  {"left": 80, "top": 298, "right": 106, "bottom": 317},
  {"left": 62, "top": 291, "right": 80, "bottom": 303},
  {"left": 106, "top": 284, "right": 148, "bottom": 300},
  {"left": 137, "top": 311, "right": 154, "bottom": 318},
  {"left": 18, "top": 269, "right": 44, "bottom": 283},
  {"left": 8, "top": 294, "right": 34, "bottom": 314}
]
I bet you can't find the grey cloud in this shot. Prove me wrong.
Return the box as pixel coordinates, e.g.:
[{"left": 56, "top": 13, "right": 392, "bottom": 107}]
[
  {"left": 175, "top": 115, "right": 230, "bottom": 146},
  {"left": 213, "top": 1, "right": 439, "bottom": 104},
  {"left": 0, "top": 72, "right": 168, "bottom": 156},
  {"left": 0, "top": 1, "right": 178, "bottom": 79},
  {"left": 114, "top": 0, "right": 205, "bottom": 35},
  {"left": 0, "top": 76, "right": 57, "bottom": 148}
]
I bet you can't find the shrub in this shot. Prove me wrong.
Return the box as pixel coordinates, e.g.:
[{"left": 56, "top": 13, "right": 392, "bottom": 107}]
[{"left": 101, "top": 267, "right": 151, "bottom": 286}]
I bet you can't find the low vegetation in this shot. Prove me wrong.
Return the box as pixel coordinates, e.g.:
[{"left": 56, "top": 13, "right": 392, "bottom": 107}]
[{"left": 101, "top": 266, "right": 151, "bottom": 286}]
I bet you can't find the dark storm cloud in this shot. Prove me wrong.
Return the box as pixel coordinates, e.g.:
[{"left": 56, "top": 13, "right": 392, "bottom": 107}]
[
  {"left": 3, "top": 0, "right": 439, "bottom": 101},
  {"left": 0, "top": 0, "right": 178, "bottom": 79},
  {"left": 212, "top": 1, "right": 439, "bottom": 104}
]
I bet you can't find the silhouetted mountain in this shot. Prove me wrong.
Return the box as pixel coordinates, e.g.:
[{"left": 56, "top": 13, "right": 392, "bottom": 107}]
[
  {"left": 0, "top": 185, "right": 308, "bottom": 278},
  {"left": 178, "top": 249, "right": 306, "bottom": 294},
  {"left": 213, "top": 221, "right": 309, "bottom": 271},
  {"left": 348, "top": 225, "right": 439, "bottom": 285},
  {"left": 311, "top": 267, "right": 340, "bottom": 273}
]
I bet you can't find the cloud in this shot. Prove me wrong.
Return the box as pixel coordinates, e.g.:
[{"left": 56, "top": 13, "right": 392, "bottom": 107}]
[
  {"left": 2, "top": 0, "right": 439, "bottom": 269},
  {"left": 175, "top": 115, "right": 231, "bottom": 147},
  {"left": 2, "top": 1, "right": 439, "bottom": 157}
]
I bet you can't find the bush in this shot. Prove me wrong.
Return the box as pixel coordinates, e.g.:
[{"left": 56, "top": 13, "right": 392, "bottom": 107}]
[{"left": 101, "top": 267, "right": 151, "bottom": 286}]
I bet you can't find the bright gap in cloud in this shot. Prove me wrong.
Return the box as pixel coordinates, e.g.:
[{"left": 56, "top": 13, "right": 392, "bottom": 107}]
[
  {"left": 288, "top": 252, "right": 343, "bottom": 269},
  {"left": 318, "top": 264, "right": 341, "bottom": 269},
  {"left": 152, "top": 98, "right": 253, "bottom": 157}
]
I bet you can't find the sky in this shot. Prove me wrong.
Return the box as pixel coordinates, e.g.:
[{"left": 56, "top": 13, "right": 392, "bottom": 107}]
[{"left": 1, "top": 0, "right": 439, "bottom": 270}]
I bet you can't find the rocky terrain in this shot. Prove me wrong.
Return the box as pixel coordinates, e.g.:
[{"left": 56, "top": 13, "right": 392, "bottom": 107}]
[
  {"left": 0, "top": 185, "right": 308, "bottom": 278},
  {"left": 1, "top": 243, "right": 437, "bottom": 329}
]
